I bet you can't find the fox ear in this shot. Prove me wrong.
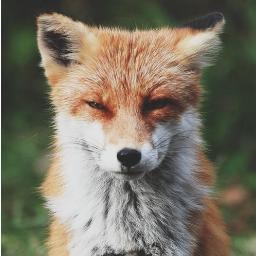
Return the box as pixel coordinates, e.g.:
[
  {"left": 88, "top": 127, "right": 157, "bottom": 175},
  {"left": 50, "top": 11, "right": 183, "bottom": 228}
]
[
  {"left": 37, "top": 13, "right": 99, "bottom": 85},
  {"left": 176, "top": 12, "right": 225, "bottom": 70}
]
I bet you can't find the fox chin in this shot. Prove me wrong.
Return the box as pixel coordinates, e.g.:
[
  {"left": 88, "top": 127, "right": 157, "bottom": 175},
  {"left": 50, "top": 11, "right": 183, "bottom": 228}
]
[{"left": 37, "top": 12, "right": 230, "bottom": 256}]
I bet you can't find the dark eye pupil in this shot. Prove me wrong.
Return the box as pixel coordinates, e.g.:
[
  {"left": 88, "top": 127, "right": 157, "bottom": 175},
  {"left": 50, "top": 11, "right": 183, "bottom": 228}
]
[
  {"left": 143, "top": 99, "right": 170, "bottom": 112},
  {"left": 87, "top": 101, "right": 105, "bottom": 110}
]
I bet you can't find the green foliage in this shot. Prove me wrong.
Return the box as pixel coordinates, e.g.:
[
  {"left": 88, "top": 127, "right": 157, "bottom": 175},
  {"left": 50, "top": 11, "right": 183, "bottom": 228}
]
[
  {"left": 2, "top": 0, "right": 256, "bottom": 255},
  {"left": 232, "top": 236, "right": 256, "bottom": 256}
]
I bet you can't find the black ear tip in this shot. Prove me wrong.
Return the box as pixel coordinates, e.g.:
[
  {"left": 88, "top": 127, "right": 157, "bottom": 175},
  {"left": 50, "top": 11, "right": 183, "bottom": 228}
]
[
  {"left": 183, "top": 12, "right": 225, "bottom": 30},
  {"left": 207, "top": 12, "right": 224, "bottom": 23},
  {"left": 208, "top": 12, "right": 224, "bottom": 19}
]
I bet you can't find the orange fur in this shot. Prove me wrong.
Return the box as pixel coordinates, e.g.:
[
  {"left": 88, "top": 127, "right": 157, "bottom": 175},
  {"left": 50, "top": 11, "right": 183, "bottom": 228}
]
[
  {"left": 41, "top": 154, "right": 64, "bottom": 198},
  {"left": 193, "top": 199, "right": 230, "bottom": 256},
  {"left": 47, "top": 218, "right": 69, "bottom": 256},
  {"left": 192, "top": 151, "right": 230, "bottom": 255}
]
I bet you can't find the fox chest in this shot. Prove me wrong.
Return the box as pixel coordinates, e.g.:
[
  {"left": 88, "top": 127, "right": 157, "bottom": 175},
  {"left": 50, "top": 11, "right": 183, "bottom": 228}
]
[
  {"left": 49, "top": 185, "right": 196, "bottom": 256},
  {"left": 67, "top": 218, "right": 174, "bottom": 256},
  {"left": 64, "top": 200, "right": 180, "bottom": 256}
]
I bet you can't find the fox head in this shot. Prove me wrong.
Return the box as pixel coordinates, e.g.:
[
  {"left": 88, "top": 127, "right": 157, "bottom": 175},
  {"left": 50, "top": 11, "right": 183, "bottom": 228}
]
[{"left": 37, "top": 13, "right": 224, "bottom": 180}]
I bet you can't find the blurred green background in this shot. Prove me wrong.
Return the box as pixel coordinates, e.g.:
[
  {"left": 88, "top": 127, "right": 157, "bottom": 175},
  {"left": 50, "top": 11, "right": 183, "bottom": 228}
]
[{"left": 2, "top": 0, "right": 256, "bottom": 255}]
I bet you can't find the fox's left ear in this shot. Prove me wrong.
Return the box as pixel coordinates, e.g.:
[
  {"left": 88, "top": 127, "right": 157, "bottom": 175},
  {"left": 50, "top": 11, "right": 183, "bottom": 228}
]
[{"left": 175, "top": 12, "right": 225, "bottom": 70}]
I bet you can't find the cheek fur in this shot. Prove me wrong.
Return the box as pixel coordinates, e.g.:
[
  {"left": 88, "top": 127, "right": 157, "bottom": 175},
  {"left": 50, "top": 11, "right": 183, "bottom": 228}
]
[
  {"left": 99, "top": 144, "right": 122, "bottom": 172},
  {"left": 151, "top": 123, "right": 173, "bottom": 164},
  {"left": 55, "top": 112, "right": 106, "bottom": 150}
]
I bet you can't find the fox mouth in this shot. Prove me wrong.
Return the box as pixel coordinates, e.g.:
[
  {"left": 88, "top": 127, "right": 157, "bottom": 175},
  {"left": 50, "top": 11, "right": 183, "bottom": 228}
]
[{"left": 111, "top": 171, "right": 145, "bottom": 180}]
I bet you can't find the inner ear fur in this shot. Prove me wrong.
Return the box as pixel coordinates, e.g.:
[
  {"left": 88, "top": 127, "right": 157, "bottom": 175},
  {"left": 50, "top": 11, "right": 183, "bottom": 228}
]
[
  {"left": 37, "top": 13, "right": 82, "bottom": 66},
  {"left": 37, "top": 13, "right": 99, "bottom": 85}
]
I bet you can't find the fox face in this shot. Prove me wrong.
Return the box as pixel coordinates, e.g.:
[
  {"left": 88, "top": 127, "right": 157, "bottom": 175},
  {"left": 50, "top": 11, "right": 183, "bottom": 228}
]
[{"left": 37, "top": 13, "right": 224, "bottom": 180}]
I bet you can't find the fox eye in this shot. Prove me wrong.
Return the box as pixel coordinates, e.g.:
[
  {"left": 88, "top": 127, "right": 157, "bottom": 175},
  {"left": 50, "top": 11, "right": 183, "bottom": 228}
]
[
  {"left": 143, "top": 98, "right": 172, "bottom": 112},
  {"left": 86, "top": 101, "right": 106, "bottom": 111}
]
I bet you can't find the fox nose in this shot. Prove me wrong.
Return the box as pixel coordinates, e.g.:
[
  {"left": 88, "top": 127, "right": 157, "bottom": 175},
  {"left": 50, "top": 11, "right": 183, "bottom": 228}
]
[{"left": 117, "top": 148, "right": 142, "bottom": 168}]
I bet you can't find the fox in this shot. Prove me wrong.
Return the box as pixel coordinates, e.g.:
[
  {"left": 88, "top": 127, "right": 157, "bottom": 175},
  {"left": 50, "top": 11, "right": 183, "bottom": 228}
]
[{"left": 37, "top": 12, "right": 230, "bottom": 256}]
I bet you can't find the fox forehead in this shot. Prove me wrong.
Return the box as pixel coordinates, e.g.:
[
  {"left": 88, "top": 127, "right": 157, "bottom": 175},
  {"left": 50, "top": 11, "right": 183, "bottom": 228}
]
[
  {"left": 96, "top": 29, "right": 181, "bottom": 80},
  {"left": 91, "top": 29, "right": 199, "bottom": 94}
]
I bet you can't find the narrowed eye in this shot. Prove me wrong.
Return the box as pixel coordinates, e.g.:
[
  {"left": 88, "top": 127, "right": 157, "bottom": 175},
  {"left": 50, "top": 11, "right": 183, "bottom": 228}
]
[
  {"left": 86, "top": 101, "right": 106, "bottom": 111},
  {"left": 143, "top": 98, "right": 172, "bottom": 112}
]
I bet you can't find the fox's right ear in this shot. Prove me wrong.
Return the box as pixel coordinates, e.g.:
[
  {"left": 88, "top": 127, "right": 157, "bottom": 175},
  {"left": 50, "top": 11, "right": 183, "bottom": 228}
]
[{"left": 37, "top": 13, "right": 99, "bottom": 85}]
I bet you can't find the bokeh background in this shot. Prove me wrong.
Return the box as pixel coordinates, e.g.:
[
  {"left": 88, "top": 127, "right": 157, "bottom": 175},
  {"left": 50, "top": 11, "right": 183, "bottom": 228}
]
[{"left": 2, "top": 0, "right": 256, "bottom": 255}]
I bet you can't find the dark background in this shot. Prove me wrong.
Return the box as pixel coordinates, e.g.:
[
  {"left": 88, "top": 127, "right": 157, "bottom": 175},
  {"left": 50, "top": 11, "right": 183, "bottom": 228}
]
[{"left": 2, "top": 0, "right": 256, "bottom": 255}]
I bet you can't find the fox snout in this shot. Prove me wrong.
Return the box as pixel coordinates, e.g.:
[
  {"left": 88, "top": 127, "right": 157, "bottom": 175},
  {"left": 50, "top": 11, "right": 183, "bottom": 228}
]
[
  {"left": 99, "top": 141, "right": 156, "bottom": 178},
  {"left": 98, "top": 124, "right": 174, "bottom": 179}
]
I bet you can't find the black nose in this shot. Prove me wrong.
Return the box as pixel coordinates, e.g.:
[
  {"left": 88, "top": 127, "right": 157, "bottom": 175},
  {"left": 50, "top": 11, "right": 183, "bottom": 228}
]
[{"left": 117, "top": 148, "right": 142, "bottom": 168}]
